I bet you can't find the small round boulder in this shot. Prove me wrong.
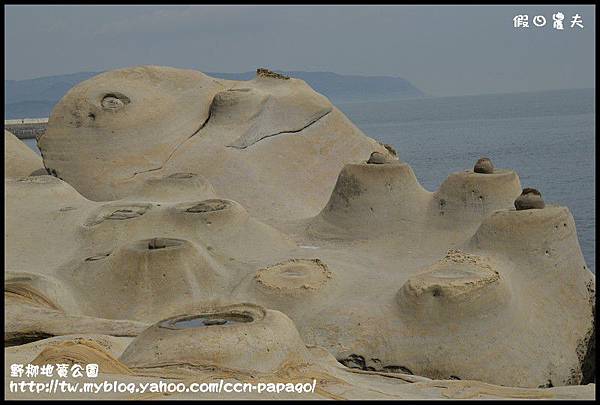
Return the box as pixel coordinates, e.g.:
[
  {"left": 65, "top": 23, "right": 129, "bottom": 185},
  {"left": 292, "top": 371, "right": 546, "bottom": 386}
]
[
  {"left": 474, "top": 157, "right": 494, "bottom": 174},
  {"left": 514, "top": 188, "right": 545, "bottom": 210},
  {"left": 367, "top": 152, "right": 389, "bottom": 164}
]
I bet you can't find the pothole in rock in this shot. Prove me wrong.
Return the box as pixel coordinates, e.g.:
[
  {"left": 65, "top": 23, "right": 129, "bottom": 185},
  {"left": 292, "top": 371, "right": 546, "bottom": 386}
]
[
  {"left": 159, "top": 313, "right": 254, "bottom": 330},
  {"left": 185, "top": 199, "right": 232, "bottom": 213},
  {"left": 106, "top": 209, "right": 143, "bottom": 220},
  {"left": 84, "top": 204, "right": 153, "bottom": 226},
  {"left": 146, "top": 238, "right": 183, "bottom": 250},
  {"left": 101, "top": 93, "right": 131, "bottom": 111}
]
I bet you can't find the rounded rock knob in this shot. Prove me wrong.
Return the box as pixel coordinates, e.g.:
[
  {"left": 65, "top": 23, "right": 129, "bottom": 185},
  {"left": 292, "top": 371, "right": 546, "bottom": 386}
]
[
  {"left": 367, "top": 151, "right": 389, "bottom": 164},
  {"left": 514, "top": 188, "right": 545, "bottom": 210},
  {"left": 474, "top": 157, "right": 494, "bottom": 174}
]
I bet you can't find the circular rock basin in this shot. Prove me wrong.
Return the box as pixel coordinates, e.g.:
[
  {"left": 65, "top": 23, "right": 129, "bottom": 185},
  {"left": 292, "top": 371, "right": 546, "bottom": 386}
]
[
  {"left": 145, "top": 237, "right": 183, "bottom": 250},
  {"left": 119, "top": 304, "right": 311, "bottom": 374},
  {"left": 255, "top": 258, "right": 332, "bottom": 294},
  {"left": 397, "top": 250, "right": 510, "bottom": 322}
]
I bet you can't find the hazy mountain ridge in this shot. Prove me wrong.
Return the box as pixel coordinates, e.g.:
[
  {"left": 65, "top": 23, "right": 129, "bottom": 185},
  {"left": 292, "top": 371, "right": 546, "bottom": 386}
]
[{"left": 4, "top": 70, "right": 423, "bottom": 119}]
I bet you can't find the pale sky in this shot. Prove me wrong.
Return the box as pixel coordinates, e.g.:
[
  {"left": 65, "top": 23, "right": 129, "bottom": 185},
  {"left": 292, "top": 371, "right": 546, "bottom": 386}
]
[{"left": 4, "top": 4, "right": 596, "bottom": 96}]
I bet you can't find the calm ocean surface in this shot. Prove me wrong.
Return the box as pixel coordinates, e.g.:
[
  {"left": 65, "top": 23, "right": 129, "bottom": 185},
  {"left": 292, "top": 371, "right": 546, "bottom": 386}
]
[{"left": 22, "top": 88, "right": 595, "bottom": 270}]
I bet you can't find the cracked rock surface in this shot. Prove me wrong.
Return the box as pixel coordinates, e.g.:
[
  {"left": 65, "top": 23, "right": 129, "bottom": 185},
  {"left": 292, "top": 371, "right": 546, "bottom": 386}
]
[{"left": 38, "top": 65, "right": 385, "bottom": 220}]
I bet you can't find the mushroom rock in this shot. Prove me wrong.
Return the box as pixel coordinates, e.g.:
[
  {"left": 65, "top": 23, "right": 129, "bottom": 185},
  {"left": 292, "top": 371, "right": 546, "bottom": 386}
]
[
  {"left": 466, "top": 206, "right": 595, "bottom": 385},
  {"left": 309, "top": 161, "right": 431, "bottom": 238},
  {"left": 4, "top": 130, "right": 45, "bottom": 177},
  {"left": 514, "top": 188, "right": 546, "bottom": 210},
  {"left": 5, "top": 172, "right": 596, "bottom": 390},
  {"left": 5, "top": 65, "right": 596, "bottom": 395},
  {"left": 432, "top": 168, "right": 521, "bottom": 226},
  {"left": 309, "top": 162, "right": 522, "bottom": 239},
  {"left": 7, "top": 136, "right": 595, "bottom": 390},
  {"left": 38, "top": 65, "right": 387, "bottom": 220}
]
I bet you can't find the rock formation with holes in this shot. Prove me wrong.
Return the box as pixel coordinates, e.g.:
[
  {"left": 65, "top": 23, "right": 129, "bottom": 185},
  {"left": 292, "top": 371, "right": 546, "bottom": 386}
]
[{"left": 5, "top": 66, "right": 595, "bottom": 399}]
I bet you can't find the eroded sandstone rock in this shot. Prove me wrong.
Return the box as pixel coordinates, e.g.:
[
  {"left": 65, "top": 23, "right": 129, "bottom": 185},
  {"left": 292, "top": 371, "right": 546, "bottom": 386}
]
[{"left": 5, "top": 66, "right": 595, "bottom": 396}]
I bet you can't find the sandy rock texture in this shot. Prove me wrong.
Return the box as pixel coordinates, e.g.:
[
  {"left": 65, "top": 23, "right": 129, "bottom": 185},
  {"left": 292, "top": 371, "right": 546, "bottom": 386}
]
[
  {"left": 38, "top": 65, "right": 389, "bottom": 220},
  {"left": 5, "top": 66, "right": 595, "bottom": 399},
  {"left": 4, "top": 130, "right": 45, "bottom": 177}
]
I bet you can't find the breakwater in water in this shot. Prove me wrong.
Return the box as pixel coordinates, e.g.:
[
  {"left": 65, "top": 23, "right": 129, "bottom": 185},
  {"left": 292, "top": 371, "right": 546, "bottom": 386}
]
[{"left": 5, "top": 118, "right": 48, "bottom": 139}]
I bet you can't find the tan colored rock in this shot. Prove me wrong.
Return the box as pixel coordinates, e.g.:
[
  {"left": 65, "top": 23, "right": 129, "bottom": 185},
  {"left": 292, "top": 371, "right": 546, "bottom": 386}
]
[
  {"left": 5, "top": 65, "right": 595, "bottom": 396},
  {"left": 4, "top": 332, "right": 595, "bottom": 399},
  {"left": 5, "top": 165, "right": 594, "bottom": 389},
  {"left": 120, "top": 304, "right": 312, "bottom": 374},
  {"left": 308, "top": 162, "right": 521, "bottom": 238},
  {"left": 31, "top": 339, "right": 132, "bottom": 375},
  {"left": 366, "top": 151, "right": 392, "bottom": 164},
  {"left": 38, "top": 66, "right": 387, "bottom": 220},
  {"left": 120, "top": 172, "right": 217, "bottom": 203},
  {"left": 4, "top": 130, "right": 45, "bottom": 177}
]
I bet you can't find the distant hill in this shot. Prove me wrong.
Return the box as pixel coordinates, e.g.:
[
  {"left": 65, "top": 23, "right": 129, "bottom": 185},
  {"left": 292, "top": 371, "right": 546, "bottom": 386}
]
[
  {"left": 4, "top": 70, "right": 423, "bottom": 119},
  {"left": 208, "top": 71, "right": 424, "bottom": 103}
]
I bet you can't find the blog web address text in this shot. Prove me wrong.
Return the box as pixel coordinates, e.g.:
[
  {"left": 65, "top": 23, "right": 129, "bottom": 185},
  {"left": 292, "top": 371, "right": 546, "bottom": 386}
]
[{"left": 9, "top": 378, "right": 318, "bottom": 396}]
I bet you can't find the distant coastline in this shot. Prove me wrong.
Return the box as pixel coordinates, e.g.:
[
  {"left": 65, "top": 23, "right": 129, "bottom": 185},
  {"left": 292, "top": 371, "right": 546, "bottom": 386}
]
[{"left": 4, "top": 70, "right": 424, "bottom": 119}]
